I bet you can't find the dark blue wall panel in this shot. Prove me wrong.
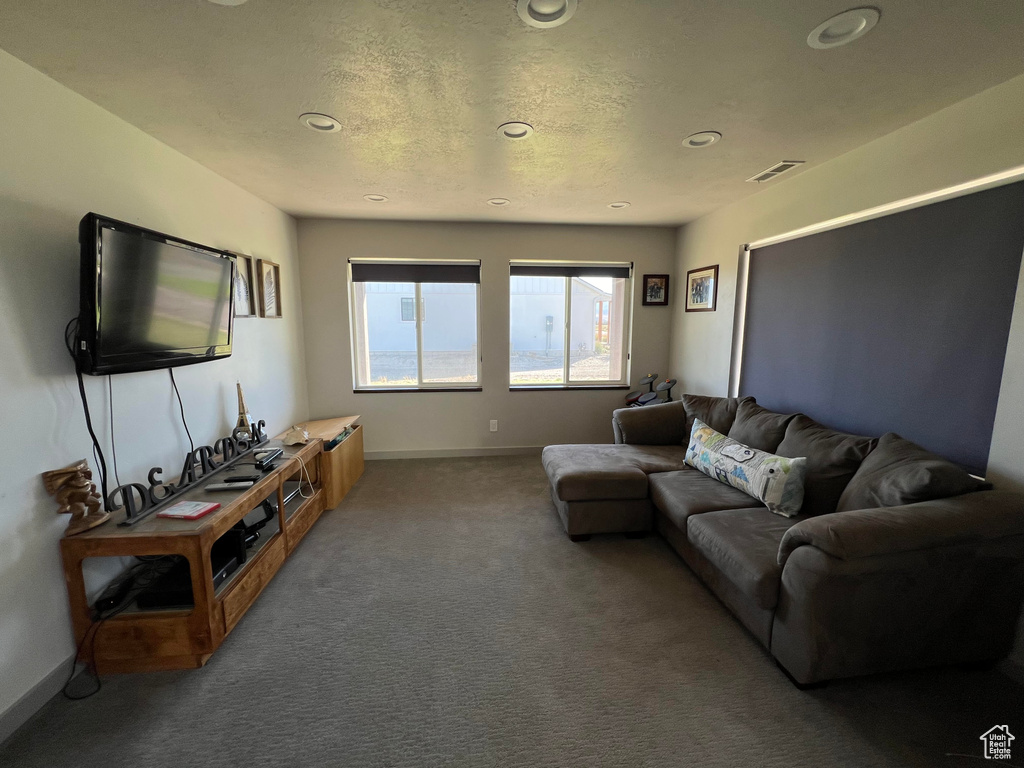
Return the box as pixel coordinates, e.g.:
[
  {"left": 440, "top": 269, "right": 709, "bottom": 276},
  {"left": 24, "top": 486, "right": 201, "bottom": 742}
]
[{"left": 741, "top": 181, "right": 1024, "bottom": 475}]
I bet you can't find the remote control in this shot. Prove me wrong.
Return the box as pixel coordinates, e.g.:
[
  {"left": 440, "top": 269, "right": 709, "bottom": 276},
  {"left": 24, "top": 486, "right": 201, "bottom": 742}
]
[
  {"left": 225, "top": 474, "right": 261, "bottom": 483},
  {"left": 205, "top": 480, "right": 255, "bottom": 492}
]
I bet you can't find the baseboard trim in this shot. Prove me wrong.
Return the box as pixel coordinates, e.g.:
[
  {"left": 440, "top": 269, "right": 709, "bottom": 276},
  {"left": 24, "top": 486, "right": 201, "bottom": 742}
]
[
  {"left": 0, "top": 654, "right": 76, "bottom": 746},
  {"left": 366, "top": 446, "right": 544, "bottom": 460}
]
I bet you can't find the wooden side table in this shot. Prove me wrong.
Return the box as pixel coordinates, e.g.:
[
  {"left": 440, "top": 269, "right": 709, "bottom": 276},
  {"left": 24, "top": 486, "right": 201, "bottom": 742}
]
[{"left": 285, "top": 416, "right": 364, "bottom": 509}]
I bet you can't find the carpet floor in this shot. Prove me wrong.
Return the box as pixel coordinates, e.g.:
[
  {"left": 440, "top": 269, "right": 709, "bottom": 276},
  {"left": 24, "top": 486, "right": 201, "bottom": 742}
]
[{"left": 2, "top": 456, "right": 1022, "bottom": 767}]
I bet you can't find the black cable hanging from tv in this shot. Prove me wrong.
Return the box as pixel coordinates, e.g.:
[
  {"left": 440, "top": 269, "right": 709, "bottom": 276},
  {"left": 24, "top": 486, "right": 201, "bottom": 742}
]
[
  {"left": 107, "top": 375, "right": 122, "bottom": 489},
  {"left": 169, "top": 368, "right": 195, "bottom": 455},
  {"left": 65, "top": 317, "right": 111, "bottom": 511}
]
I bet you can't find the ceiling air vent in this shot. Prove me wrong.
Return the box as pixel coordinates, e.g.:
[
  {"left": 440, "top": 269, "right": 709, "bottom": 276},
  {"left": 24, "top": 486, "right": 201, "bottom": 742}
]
[{"left": 746, "top": 160, "right": 806, "bottom": 183}]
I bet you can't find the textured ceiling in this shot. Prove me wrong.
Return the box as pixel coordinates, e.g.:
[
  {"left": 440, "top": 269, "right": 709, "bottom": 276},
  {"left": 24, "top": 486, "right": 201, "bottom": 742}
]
[{"left": 2, "top": 1, "right": 1024, "bottom": 225}]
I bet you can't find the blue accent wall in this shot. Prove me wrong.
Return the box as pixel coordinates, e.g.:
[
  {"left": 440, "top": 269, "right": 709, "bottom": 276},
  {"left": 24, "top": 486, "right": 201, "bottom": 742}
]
[{"left": 741, "top": 181, "right": 1024, "bottom": 475}]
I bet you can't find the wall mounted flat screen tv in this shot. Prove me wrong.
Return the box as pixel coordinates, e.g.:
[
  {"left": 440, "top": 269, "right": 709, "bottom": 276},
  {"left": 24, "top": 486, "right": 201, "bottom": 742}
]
[{"left": 77, "top": 213, "right": 234, "bottom": 375}]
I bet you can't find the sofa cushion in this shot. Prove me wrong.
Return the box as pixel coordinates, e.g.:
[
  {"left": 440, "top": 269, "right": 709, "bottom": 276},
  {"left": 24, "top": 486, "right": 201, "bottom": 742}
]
[
  {"left": 682, "top": 394, "right": 748, "bottom": 438},
  {"left": 776, "top": 415, "right": 877, "bottom": 517},
  {"left": 649, "top": 469, "right": 764, "bottom": 531},
  {"left": 687, "top": 507, "right": 802, "bottom": 610},
  {"left": 836, "top": 432, "right": 991, "bottom": 512},
  {"left": 727, "top": 400, "right": 796, "bottom": 453},
  {"left": 541, "top": 444, "right": 686, "bottom": 502},
  {"left": 685, "top": 419, "right": 807, "bottom": 517}
]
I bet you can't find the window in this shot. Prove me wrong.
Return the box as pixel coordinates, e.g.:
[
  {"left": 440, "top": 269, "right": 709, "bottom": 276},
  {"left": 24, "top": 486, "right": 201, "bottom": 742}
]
[
  {"left": 400, "top": 297, "right": 415, "bottom": 322},
  {"left": 350, "top": 260, "right": 481, "bottom": 389},
  {"left": 509, "top": 262, "right": 632, "bottom": 387}
]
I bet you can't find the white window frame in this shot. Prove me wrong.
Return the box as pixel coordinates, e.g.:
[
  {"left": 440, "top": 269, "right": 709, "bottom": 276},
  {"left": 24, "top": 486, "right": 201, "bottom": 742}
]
[
  {"left": 508, "top": 262, "right": 633, "bottom": 389},
  {"left": 348, "top": 260, "right": 482, "bottom": 391}
]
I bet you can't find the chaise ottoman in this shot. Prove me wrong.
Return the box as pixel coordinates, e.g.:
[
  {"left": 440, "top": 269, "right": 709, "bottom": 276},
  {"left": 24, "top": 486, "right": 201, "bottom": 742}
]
[{"left": 541, "top": 444, "right": 688, "bottom": 540}]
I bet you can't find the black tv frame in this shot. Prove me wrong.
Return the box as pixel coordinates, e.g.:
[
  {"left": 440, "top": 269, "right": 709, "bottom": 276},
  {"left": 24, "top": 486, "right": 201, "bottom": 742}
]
[{"left": 76, "top": 213, "right": 235, "bottom": 376}]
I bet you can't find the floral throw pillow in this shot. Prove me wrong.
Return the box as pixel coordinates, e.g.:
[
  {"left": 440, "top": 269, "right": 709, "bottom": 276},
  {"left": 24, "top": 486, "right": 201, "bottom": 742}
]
[{"left": 685, "top": 418, "right": 807, "bottom": 517}]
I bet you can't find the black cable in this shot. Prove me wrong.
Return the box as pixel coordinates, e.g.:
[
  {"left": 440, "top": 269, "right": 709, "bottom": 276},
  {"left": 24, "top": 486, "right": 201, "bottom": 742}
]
[
  {"left": 168, "top": 368, "right": 195, "bottom": 454},
  {"left": 62, "top": 557, "right": 175, "bottom": 700},
  {"left": 107, "top": 375, "right": 122, "bottom": 489},
  {"left": 65, "top": 317, "right": 110, "bottom": 511},
  {"left": 62, "top": 562, "right": 144, "bottom": 699}
]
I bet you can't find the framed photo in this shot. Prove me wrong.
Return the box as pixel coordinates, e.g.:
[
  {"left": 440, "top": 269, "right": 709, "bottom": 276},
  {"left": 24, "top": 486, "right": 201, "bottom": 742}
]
[
  {"left": 257, "top": 258, "right": 282, "bottom": 318},
  {"left": 685, "top": 264, "right": 718, "bottom": 312},
  {"left": 230, "top": 252, "right": 256, "bottom": 317},
  {"left": 642, "top": 274, "right": 670, "bottom": 306}
]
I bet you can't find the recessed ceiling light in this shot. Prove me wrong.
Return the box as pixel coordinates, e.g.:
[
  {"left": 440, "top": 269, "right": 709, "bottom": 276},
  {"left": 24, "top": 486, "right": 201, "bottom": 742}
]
[
  {"left": 487, "top": 198, "right": 511, "bottom": 207},
  {"left": 608, "top": 201, "right": 631, "bottom": 209},
  {"left": 683, "top": 131, "right": 722, "bottom": 149},
  {"left": 517, "top": 0, "right": 578, "bottom": 29},
  {"left": 363, "top": 194, "right": 388, "bottom": 203},
  {"left": 299, "top": 112, "right": 341, "bottom": 133},
  {"left": 807, "top": 8, "right": 880, "bottom": 49},
  {"left": 497, "top": 121, "right": 535, "bottom": 140},
  {"left": 207, "top": 0, "right": 248, "bottom": 5}
]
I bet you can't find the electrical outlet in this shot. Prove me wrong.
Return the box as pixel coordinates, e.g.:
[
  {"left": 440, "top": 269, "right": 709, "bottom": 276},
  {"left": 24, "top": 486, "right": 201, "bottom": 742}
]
[{"left": 489, "top": 420, "right": 498, "bottom": 432}]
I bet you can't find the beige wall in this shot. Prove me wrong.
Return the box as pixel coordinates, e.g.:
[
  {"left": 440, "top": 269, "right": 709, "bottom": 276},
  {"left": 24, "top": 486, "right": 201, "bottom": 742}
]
[
  {"left": 298, "top": 220, "right": 676, "bottom": 455},
  {"left": 670, "top": 71, "right": 1024, "bottom": 492},
  {"left": 0, "top": 48, "right": 309, "bottom": 732}
]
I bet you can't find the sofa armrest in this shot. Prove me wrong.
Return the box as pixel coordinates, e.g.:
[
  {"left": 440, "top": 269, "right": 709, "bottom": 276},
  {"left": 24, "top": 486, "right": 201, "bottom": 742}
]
[
  {"left": 612, "top": 400, "right": 688, "bottom": 445},
  {"left": 612, "top": 417, "right": 624, "bottom": 444},
  {"left": 778, "top": 490, "right": 1024, "bottom": 565}
]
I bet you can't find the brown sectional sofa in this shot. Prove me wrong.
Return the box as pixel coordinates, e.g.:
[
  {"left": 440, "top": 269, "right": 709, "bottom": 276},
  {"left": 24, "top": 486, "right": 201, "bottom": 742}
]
[{"left": 541, "top": 395, "right": 1024, "bottom": 685}]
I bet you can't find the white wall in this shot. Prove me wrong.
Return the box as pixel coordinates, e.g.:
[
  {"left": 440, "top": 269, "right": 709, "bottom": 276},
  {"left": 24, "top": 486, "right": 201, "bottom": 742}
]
[
  {"left": 298, "top": 220, "right": 676, "bottom": 455},
  {"left": 0, "top": 48, "right": 309, "bottom": 731},
  {"left": 670, "top": 71, "right": 1024, "bottom": 493}
]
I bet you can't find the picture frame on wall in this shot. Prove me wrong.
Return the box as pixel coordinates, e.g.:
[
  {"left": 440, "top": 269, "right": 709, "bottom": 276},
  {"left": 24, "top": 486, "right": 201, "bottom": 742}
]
[
  {"left": 257, "top": 258, "right": 282, "bottom": 319},
  {"left": 230, "top": 252, "right": 257, "bottom": 318},
  {"left": 685, "top": 264, "right": 718, "bottom": 312},
  {"left": 642, "top": 274, "right": 670, "bottom": 306}
]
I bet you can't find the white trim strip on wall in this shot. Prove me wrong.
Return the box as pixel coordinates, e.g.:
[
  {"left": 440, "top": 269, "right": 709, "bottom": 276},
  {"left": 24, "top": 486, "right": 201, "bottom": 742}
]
[
  {"left": 728, "top": 246, "right": 751, "bottom": 397},
  {"left": 0, "top": 653, "right": 78, "bottom": 744},
  {"left": 746, "top": 163, "right": 1024, "bottom": 251},
  {"left": 729, "top": 163, "right": 1024, "bottom": 397}
]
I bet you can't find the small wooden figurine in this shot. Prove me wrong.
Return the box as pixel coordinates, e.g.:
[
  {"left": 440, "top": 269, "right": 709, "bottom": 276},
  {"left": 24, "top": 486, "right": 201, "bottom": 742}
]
[{"left": 42, "top": 459, "right": 109, "bottom": 536}]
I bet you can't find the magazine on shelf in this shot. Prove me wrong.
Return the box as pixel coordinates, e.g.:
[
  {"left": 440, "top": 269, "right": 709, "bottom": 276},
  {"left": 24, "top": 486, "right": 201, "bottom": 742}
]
[{"left": 157, "top": 501, "right": 221, "bottom": 520}]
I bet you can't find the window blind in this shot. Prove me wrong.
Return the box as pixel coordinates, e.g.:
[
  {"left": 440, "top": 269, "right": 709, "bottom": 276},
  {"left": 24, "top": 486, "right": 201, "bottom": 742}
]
[
  {"left": 509, "top": 263, "right": 631, "bottom": 279},
  {"left": 350, "top": 260, "right": 480, "bottom": 284}
]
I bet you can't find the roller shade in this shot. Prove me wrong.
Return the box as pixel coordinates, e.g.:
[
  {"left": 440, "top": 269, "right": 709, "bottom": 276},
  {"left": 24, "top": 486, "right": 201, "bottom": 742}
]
[
  {"left": 509, "top": 263, "right": 631, "bottom": 279},
  {"left": 350, "top": 260, "right": 480, "bottom": 284}
]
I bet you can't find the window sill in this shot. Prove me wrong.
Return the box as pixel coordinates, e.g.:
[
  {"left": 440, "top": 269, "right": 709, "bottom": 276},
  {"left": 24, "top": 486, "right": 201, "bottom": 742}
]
[
  {"left": 509, "top": 385, "right": 630, "bottom": 391},
  {"left": 354, "top": 387, "right": 482, "bottom": 394}
]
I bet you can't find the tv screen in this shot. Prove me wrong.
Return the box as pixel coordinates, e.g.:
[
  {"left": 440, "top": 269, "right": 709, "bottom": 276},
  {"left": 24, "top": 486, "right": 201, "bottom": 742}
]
[{"left": 77, "top": 214, "right": 234, "bottom": 375}]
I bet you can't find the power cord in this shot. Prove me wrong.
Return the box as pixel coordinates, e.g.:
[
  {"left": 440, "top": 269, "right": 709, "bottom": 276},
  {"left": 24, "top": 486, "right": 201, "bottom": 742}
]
[
  {"left": 168, "top": 368, "right": 195, "bottom": 454},
  {"left": 107, "top": 375, "right": 122, "bottom": 489},
  {"left": 62, "top": 556, "right": 174, "bottom": 700},
  {"left": 64, "top": 317, "right": 111, "bottom": 511},
  {"left": 297, "top": 458, "right": 314, "bottom": 500}
]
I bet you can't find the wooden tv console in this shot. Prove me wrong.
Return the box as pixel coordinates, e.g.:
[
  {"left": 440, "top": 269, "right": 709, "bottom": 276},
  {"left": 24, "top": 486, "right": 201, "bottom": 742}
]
[{"left": 59, "top": 417, "right": 363, "bottom": 674}]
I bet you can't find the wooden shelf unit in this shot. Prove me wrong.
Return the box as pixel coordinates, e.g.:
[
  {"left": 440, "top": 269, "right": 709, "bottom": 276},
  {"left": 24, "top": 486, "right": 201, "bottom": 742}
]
[
  {"left": 60, "top": 440, "right": 325, "bottom": 674},
  {"left": 292, "top": 416, "right": 364, "bottom": 509}
]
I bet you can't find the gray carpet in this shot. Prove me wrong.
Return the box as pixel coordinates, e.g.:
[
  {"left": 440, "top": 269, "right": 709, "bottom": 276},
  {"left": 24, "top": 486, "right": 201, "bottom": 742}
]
[{"left": 2, "top": 456, "right": 1022, "bottom": 767}]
